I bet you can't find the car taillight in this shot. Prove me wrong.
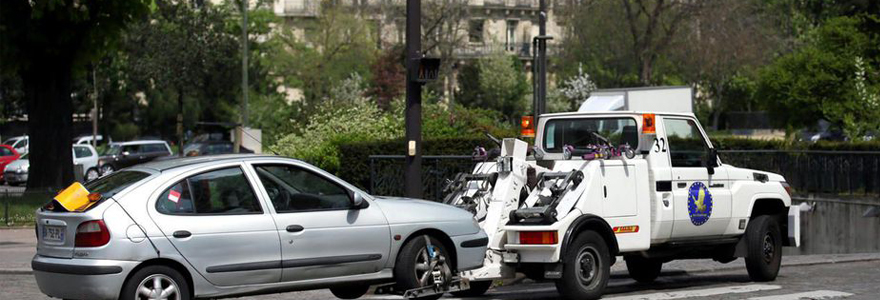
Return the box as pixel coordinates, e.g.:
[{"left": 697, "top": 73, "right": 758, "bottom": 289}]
[
  {"left": 781, "top": 182, "right": 792, "bottom": 197},
  {"left": 75, "top": 220, "right": 110, "bottom": 247},
  {"left": 519, "top": 231, "right": 558, "bottom": 245}
]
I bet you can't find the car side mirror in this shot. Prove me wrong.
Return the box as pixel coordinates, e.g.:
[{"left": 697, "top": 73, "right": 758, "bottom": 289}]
[{"left": 352, "top": 193, "right": 367, "bottom": 209}]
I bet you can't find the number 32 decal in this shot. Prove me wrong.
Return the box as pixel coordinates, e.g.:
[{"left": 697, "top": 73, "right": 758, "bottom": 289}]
[{"left": 653, "top": 137, "right": 667, "bottom": 153}]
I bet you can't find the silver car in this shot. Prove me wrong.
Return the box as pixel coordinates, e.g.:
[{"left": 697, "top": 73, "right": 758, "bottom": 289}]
[{"left": 33, "top": 155, "right": 487, "bottom": 300}]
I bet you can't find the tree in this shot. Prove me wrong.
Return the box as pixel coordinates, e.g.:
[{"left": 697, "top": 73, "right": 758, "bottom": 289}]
[
  {"left": 456, "top": 53, "right": 530, "bottom": 121},
  {"left": 0, "top": 0, "right": 150, "bottom": 189},
  {"left": 756, "top": 16, "right": 879, "bottom": 139}
]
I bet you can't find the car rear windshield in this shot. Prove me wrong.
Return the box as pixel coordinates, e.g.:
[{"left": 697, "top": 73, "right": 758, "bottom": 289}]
[
  {"left": 543, "top": 117, "right": 639, "bottom": 153},
  {"left": 85, "top": 171, "right": 151, "bottom": 199}
]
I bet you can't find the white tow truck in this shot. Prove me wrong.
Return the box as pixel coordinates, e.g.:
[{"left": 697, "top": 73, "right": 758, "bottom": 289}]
[{"left": 444, "top": 111, "right": 800, "bottom": 299}]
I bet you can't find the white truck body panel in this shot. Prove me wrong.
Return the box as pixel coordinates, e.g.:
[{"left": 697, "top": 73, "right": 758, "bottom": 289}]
[{"left": 578, "top": 86, "right": 693, "bottom": 113}]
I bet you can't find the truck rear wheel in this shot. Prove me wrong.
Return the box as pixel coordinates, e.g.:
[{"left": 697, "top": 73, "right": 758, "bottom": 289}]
[
  {"left": 745, "top": 215, "right": 782, "bottom": 282},
  {"left": 625, "top": 255, "right": 662, "bottom": 283},
  {"left": 555, "top": 231, "right": 610, "bottom": 300}
]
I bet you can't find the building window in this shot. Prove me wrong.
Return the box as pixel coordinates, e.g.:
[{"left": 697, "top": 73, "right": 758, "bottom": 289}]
[
  {"left": 469, "top": 19, "right": 484, "bottom": 43},
  {"left": 506, "top": 20, "right": 519, "bottom": 51}
]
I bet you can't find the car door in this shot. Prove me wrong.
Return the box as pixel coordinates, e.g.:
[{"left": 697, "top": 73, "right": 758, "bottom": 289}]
[
  {"left": 116, "top": 144, "right": 141, "bottom": 168},
  {"left": 246, "top": 161, "right": 391, "bottom": 282},
  {"left": 149, "top": 164, "right": 282, "bottom": 286},
  {"left": 663, "top": 117, "right": 732, "bottom": 239}
]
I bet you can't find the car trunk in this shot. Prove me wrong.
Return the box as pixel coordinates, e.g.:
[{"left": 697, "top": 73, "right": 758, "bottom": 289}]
[{"left": 35, "top": 202, "right": 110, "bottom": 259}]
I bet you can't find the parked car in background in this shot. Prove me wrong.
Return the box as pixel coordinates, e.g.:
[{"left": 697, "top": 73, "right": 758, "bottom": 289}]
[
  {"left": 32, "top": 155, "right": 487, "bottom": 300},
  {"left": 3, "top": 145, "right": 100, "bottom": 186},
  {"left": 182, "top": 140, "right": 252, "bottom": 157},
  {"left": 98, "top": 140, "right": 172, "bottom": 175},
  {"left": 0, "top": 145, "right": 21, "bottom": 184},
  {"left": 73, "top": 135, "right": 111, "bottom": 147},
  {"left": 2, "top": 135, "right": 28, "bottom": 155}
]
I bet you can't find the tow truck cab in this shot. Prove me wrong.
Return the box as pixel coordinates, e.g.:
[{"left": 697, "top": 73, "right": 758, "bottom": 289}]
[{"left": 501, "top": 112, "right": 797, "bottom": 281}]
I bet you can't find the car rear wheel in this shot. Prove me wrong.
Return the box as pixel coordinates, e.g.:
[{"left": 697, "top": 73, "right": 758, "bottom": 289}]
[
  {"left": 330, "top": 285, "right": 370, "bottom": 299},
  {"left": 745, "top": 215, "right": 782, "bottom": 281},
  {"left": 121, "top": 265, "right": 190, "bottom": 300},
  {"left": 555, "top": 231, "right": 610, "bottom": 300},
  {"left": 86, "top": 168, "right": 100, "bottom": 181},
  {"left": 394, "top": 235, "right": 451, "bottom": 300},
  {"left": 625, "top": 255, "right": 663, "bottom": 283}
]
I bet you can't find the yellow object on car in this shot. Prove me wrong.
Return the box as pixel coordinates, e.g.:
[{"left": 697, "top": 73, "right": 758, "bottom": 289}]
[{"left": 54, "top": 182, "right": 100, "bottom": 212}]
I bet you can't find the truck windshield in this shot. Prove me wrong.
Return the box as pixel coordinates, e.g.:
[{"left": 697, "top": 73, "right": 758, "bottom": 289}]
[{"left": 543, "top": 117, "right": 638, "bottom": 153}]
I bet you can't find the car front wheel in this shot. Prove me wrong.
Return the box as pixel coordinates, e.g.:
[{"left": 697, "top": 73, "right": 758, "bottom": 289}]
[
  {"left": 121, "top": 265, "right": 190, "bottom": 300},
  {"left": 86, "top": 168, "right": 100, "bottom": 181},
  {"left": 394, "top": 235, "right": 452, "bottom": 300},
  {"left": 100, "top": 165, "right": 114, "bottom": 176}
]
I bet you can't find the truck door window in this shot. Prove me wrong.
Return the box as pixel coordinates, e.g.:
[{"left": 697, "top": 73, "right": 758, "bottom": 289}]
[
  {"left": 664, "top": 119, "right": 709, "bottom": 167},
  {"left": 543, "top": 118, "right": 638, "bottom": 153}
]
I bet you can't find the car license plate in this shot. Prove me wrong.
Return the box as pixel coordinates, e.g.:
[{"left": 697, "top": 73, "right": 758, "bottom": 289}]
[{"left": 42, "top": 226, "right": 65, "bottom": 243}]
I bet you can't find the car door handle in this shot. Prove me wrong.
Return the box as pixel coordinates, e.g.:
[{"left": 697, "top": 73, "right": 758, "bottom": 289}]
[
  {"left": 709, "top": 183, "right": 725, "bottom": 188},
  {"left": 172, "top": 230, "right": 191, "bottom": 238},
  {"left": 677, "top": 182, "right": 687, "bottom": 188},
  {"left": 286, "top": 225, "right": 304, "bottom": 233}
]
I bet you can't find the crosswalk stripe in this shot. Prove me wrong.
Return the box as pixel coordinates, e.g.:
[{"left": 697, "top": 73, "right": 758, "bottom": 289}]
[
  {"left": 603, "top": 284, "right": 782, "bottom": 300},
  {"left": 746, "top": 290, "right": 853, "bottom": 300}
]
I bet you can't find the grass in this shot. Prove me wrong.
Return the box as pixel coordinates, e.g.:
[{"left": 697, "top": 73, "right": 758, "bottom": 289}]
[{"left": 1, "top": 192, "right": 53, "bottom": 227}]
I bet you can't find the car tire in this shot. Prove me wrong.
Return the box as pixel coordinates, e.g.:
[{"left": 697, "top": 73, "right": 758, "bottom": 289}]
[
  {"left": 330, "top": 285, "right": 370, "bottom": 299},
  {"left": 745, "top": 215, "right": 783, "bottom": 282},
  {"left": 86, "top": 168, "right": 100, "bottom": 181},
  {"left": 450, "top": 280, "right": 491, "bottom": 297},
  {"left": 555, "top": 231, "right": 610, "bottom": 300},
  {"left": 625, "top": 255, "right": 662, "bottom": 283},
  {"left": 120, "top": 265, "right": 190, "bottom": 300},
  {"left": 100, "top": 165, "right": 114, "bottom": 176},
  {"left": 394, "top": 235, "right": 451, "bottom": 300}
]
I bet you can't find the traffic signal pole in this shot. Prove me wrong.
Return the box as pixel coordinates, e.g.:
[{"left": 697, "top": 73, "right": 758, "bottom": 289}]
[{"left": 404, "top": 0, "right": 423, "bottom": 199}]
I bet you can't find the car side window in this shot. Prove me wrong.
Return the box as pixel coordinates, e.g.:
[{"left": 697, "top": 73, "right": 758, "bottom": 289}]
[
  {"left": 156, "top": 167, "right": 262, "bottom": 215},
  {"left": 664, "top": 118, "right": 710, "bottom": 168},
  {"left": 0, "top": 147, "right": 12, "bottom": 156},
  {"left": 253, "top": 164, "right": 351, "bottom": 213},
  {"left": 122, "top": 145, "right": 139, "bottom": 154}
]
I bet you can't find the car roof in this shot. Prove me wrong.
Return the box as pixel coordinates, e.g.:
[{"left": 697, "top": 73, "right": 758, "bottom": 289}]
[
  {"left": 135, "top": 154, "right": 279, "bottom": 171},
  {"left": 113, "top": 140, "right": 169, "bottom": 146}
]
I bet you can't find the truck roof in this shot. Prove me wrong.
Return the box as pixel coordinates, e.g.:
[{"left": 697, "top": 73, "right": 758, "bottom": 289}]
[{"left": 540, "top": 110, "right": 696, "bottom": 119}]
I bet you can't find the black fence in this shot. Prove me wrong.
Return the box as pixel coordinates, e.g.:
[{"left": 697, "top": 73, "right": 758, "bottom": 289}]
[{"left": 368, "top": 150, "right": 880, "bottom": 200}]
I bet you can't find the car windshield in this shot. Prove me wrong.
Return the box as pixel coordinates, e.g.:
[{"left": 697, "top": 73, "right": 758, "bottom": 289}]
[
  {"left": 183, "top": 143, "right": 203, "bottom": 153},
  {"left": 543, "top": 117, "right": 639, "bottom": 153},
  {"left": 85, "top": 171, "right": 151, "bottom": 199}
]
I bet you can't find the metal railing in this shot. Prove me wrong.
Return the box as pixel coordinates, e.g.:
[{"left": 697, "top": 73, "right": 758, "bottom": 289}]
[
  {"left": 1, "top": 189, "right": 51, "bottom": 227},
  {"left": 368, "top": 150, "right": 880, "bottom": 200}
]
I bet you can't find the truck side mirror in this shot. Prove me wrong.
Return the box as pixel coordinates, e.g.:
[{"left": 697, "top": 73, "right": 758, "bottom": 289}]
[{"left": 707, "top": 148, "right": 718, "bottom": 175}]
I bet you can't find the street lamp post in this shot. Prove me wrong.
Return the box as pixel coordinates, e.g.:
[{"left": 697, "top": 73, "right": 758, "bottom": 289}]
[{"left": 404, "top": 0, "right": 423, "bottom": 199}]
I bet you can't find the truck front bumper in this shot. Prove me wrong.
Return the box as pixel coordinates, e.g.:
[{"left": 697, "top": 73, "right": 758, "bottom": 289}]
[{"left": 787, "top": 205, "right": 801, "bottom": 247}]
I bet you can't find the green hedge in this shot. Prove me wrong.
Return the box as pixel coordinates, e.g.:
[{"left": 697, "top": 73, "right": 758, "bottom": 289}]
[
  {"left": 711, "top": 137, "right": 880, "bottom": 151},
  {"left": 337, "top": 137, "right": 498, "bottom": 190}
]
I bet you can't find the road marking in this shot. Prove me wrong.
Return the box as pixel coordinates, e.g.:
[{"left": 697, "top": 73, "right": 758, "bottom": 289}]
[
  {"left": 746, "top": 290, "right": 853, "bottom": 300},
  {"left": 603, "top": 284, "right": 781, "bottom": 300}
]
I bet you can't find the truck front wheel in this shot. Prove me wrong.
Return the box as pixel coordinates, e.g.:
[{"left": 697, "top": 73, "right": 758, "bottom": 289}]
[
  {"left": 555, "top": 231, "right": 610, "bottom": 300},
  {"left": 745, "top": 215, "right": 782, "bottom": 281},
  {"left": 625, "top": 255, "right": 662, "bottom": 283}
]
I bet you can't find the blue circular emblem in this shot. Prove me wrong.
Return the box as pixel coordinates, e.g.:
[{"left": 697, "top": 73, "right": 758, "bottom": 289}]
[{"left": 687, "top": 182, "right": 713, "bottom": 226}]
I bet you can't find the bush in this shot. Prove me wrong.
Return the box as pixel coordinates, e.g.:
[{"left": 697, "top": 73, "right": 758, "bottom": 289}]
[{"left": 710, "top": 137, "right": 880, "bottom": 151}]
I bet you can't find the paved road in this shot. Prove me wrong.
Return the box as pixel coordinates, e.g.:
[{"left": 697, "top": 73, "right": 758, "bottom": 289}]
[{"left": 4, "top": 259, "right": 878, "bottom": 300}]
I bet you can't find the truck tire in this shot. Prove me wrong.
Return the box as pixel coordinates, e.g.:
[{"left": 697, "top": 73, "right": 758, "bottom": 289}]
[
  {"left": 625, "top": 255, "right": 662, "bottom": 283},
  {"left": 555, "top": 231, "right": 610, "bottom": 300},
  {"left": 450, "top": 280, "right": 491, "bottom": 297},
  {"left": 745, "top": 215, "right": 782, "bottom": 282},
  {"left": 330, "top": 285, "right": 369, "bottom": 299},
  {"left": 394, "top": 235, "right": 451, "bottom": 300}
]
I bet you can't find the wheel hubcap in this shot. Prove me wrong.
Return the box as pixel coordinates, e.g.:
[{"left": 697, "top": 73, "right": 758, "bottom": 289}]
[
  {"left": 87, "top": 170, "right": 98, "bottom": 181},
  {"left": 136, "top": 274, "right": 180, "bottom": 300},
  {"left": 576, "top": 248, "right": 598, "bottom": 285},
  {"left": 762, "top": 233, "right": 775, "bottom": 263},
  {"left": 414, "top": 244, "right": 450, "bottom": 287}
]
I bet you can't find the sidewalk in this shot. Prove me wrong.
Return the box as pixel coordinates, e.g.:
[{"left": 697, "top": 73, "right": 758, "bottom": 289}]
[{"left": 2, "top": 228, "right": 879, "bottom": 275}]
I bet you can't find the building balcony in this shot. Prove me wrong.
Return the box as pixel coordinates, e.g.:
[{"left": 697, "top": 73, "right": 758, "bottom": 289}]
[
  {"left": 281, "top": 0, "right": 319, "bottom": 17},
  {"left": 454, "top": 42, "right": 557, "bottom": 59}
]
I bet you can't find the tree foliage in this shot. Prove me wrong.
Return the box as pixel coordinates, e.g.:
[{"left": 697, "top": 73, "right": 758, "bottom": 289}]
[{"left": 455, "top": 53, "right": 530, "bottom": 121}]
